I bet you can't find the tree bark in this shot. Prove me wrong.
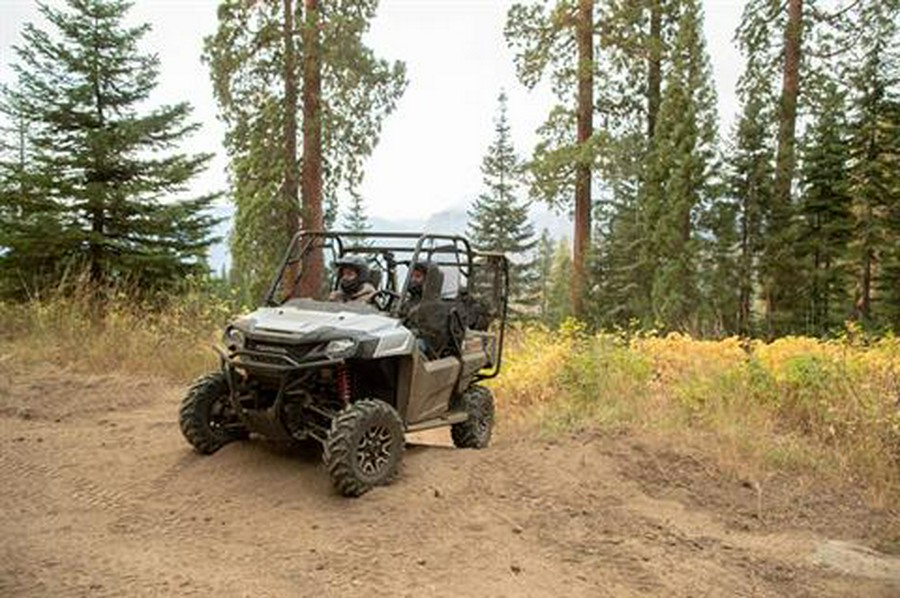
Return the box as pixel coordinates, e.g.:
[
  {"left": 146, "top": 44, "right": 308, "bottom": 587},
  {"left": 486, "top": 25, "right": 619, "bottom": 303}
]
[
  {"left": 298, "top": 0, "right": 324, "bottom": 298},
  {"left": 572, "top": 0, "right": 593, "bottom": 318},
  {"left": 282, "top": 0, "right": 302, "bottom": 295},
  {"left": 767, "top": 0, "right": 802, "bottom": 328},
  {"left": 647, "top": 0, "right": 662, "bottom": 139},
  {"left": 774, "top": 0, "right": 802, "bottom": 206}
]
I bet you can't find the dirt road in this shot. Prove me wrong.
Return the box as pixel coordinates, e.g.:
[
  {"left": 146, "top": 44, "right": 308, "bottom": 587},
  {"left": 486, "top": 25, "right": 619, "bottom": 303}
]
[{"left": 1, "top": 366, "right": 899, "bottom": 597}]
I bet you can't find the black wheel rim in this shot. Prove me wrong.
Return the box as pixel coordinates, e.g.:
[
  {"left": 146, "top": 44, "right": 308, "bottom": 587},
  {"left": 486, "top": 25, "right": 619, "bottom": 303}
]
[
  {"left": 357, "top": 424, "right": 393, "bottom": 476},
  {"left": 208, "top": 398, "right": 231, "bottom": 433}
]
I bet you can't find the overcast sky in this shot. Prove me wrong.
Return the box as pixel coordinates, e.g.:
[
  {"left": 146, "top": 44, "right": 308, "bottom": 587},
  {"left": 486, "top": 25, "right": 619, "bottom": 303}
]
[{"left": 0, "top": 0, "right": 745, "bottom": 222}]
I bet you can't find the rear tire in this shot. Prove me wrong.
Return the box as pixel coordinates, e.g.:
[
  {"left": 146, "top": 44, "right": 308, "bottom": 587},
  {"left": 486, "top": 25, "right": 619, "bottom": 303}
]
[
  {"left": 323, "top": 399, "right": 404, "bottom": 497},
  {"left": 451, "top": 385, "right": 494, "bottom": 449},
  {"left": 179, "top": 372, "right": 247, "bottom": 455}
]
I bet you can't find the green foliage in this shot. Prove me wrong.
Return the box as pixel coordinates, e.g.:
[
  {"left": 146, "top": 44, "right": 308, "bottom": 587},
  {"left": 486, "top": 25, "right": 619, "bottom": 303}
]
[
  {"left": 638, "top": 0, "right": 718, "bottom": 331},
  {"left": 505, "top": 1, "right": 587, "bottom": 210},
  {"left": 0, "top": 0, "right": 219, "bottom": 297},
  {"left": 342, "top": 193, "right": 371, "bottom": 235},
  {"left": 535, "top": 228, "right": 555, "bottom": 319},
  {"left": 726, "top": 60, "right": 775, "bottom": 337},
  {"left": 204, "top": 0, "right": 406, "bottom": 300},
  {"left": 846, "top": 2, "right": 900, "bottom": 329},
  {"left": 797, "top": 80, "right": 853, "bottom": 334},
  {"left": 467, "top": 92, "right": 538, "bottom": 313},
  {"left": 545, "top": 238, "right": 573, "bottom": 327}
]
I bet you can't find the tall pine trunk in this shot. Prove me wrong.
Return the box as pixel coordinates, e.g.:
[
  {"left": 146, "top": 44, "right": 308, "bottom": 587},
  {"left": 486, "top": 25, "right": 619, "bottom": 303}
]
[
  {"left": 299, "top": 0, "right": 324, "bottom": 298},
  {"left": 767, "top": 0, "right": 802, "bottom": 332},
  {"left": 572, "top": 0, "right": 593, "bottom": 318},
  {"left": 282, "top": 0, "right": 302, "bottom": 294},
  {"left": 647, "top": 0, "right": 662, "bottom": 139}
]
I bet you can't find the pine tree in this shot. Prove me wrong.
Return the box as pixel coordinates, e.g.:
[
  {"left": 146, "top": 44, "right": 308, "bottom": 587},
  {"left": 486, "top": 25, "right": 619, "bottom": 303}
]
[
  {"left": 535, "top": 228, "right": 555, "bottom": 321},
  {"left": 505, "top": 0, "right": 595, "bottom": 317},
  {"left": 638, "top": 0, "right": 718, "bottom": 331},
  {"left": 728, "top": 12, "right": 779, "bottom": 336},
  {"left": 797, "top": 79, "right": 853, "bottom": 334},
  {"left": 0, "top": 0, "right": 219, "bottom": 296},
  {"left": 467, "top": 92, "right": 538, "bottom": 313},
  {"left": 845, "top": 1, "right": 900, "bottom": 328},
  {"left": 546, "top": 238, "right": 573, "bottom": 327},
  {"left": 0, "top": 94, "right": 54, "bottom": 296},
  {"left": 697, "top": 181, "right": 740, "bottom": 337},
  {"left": 585, "top": 1, "right": 682, "bottom": 331},
  {"left": 342, "top": 193, "right": 371, "bottom": 235},
  {"left": 767, "top": 0, "right": 804, "bottom": 322},
  {"left": 205, "top": 0, "right": 406, "bottom": 299},
  {"left": 726, "top": 95, "right": 773, "bottom": 337}
]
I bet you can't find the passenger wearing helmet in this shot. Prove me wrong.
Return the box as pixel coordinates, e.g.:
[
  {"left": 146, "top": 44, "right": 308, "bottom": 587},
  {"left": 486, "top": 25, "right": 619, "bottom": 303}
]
[
  {"left": 329, "top": 255, "right": 377, "bottom": 303},
  {"left": 402, "top": 261, "right": 445, "bottom": 357},
  {"left": 408, "top": 262, "right": 428, "bottom": 301}
]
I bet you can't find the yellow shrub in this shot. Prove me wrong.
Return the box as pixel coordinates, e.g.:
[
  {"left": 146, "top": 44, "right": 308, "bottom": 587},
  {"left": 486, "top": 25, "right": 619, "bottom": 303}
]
[{"left": 494, "top": 326, "right": 900, "bottom": 501}]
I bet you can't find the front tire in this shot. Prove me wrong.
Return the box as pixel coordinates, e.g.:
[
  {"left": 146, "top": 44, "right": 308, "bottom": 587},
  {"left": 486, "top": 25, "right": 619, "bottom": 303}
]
[
  {"left": 451, "top": 385, "right": 494, "bottom": 449},
  {"left": 323, "top": 399, "right": 404, "bottom": 497},
  {"left": 179, "top": 372, "right": 246, "bottom": 455}
]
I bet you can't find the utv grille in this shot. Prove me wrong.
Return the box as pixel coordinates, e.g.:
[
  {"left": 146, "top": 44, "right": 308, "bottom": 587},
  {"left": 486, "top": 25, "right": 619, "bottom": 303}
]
[{"left": 241, "top": 340, "right": 327, "bottom": 365}]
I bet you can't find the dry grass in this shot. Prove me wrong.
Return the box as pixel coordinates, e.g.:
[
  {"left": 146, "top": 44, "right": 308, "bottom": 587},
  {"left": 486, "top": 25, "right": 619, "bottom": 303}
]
[
  {"left": 0, "top": 285, "right": 234, "bottom": 383},
  {"left": 492, "top": 320, "right": 900, "bottom": 505}
]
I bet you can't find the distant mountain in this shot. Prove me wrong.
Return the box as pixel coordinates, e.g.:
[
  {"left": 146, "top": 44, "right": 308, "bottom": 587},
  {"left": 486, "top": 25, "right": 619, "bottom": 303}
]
[
  {"left": 369, "top": 207, "right": 469, "bottom": 236},
  {"left": 205, "top": 202, "right": 571, "bottom": 273}
]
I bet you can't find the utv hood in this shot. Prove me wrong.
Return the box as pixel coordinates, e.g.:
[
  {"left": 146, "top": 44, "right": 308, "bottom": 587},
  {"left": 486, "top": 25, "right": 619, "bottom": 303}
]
[{"left": 234, "top": 300, "right": 415, "bottom": 359}]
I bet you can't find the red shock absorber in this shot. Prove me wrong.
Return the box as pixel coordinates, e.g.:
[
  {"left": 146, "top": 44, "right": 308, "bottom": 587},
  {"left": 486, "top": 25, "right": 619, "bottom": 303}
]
[{"left": 335, "top": 364, "right": 352, "bottom": 404}]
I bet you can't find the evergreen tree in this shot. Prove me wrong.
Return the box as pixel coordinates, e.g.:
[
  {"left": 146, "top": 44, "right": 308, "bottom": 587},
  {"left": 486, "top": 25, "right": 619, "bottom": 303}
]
[
  {"left": 0, "top": 0, "right": 219, "bottom": 296},
  {"left": 638, "top": 0, "right": 718, "bottom": 331},
  {"left": 342, "top": 193, "right": 371, "bottom": 235},
  {"left": 797, "top": 79, "right": 853, "bottom": 334},
  {"left": 467, "top": 92, "right": 538, "bottom": 313},
  {"left": 697, "top": 179, "right": 740, "bottom": 337},
  {"left": 727, "top": 43, "right": 776, "bottom": 336},
  {"left": 205, "top": 0, "right": 406, "bottom": 299},
  {"left": 505, "top": 0, "right": 595, "bottom": 317},
  {"left": 845, "top": 1, "right": 900, "bottom": 328},
  {"left": 535, "top": 228, "right": 555, "bottom": 321},
  {"left": 588, "top": 174, "right": 645, "bottom": 328},
  {"left": 546, "top": 238, "right": 573, "bottom": 327},
  {"left": 586, "top": 1, "right": 682, "bottom": 331}
]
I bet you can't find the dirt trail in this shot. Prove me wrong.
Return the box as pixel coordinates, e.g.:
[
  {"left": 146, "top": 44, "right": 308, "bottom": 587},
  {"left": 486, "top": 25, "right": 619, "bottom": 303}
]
[{"left": 1, "top": 365, "right": 899, "bottom": 597}]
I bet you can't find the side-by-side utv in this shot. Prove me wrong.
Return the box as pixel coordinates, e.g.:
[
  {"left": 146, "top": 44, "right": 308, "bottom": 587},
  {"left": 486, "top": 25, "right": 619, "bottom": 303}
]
[{"left": 179, "top": 231, "right": 509, "bottom": 496}]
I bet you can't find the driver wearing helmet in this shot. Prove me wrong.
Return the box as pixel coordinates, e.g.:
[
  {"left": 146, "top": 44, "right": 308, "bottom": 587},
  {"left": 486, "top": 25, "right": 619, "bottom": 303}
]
[{"left": 329, "top": 255, "right": 377, "bottom": 303}]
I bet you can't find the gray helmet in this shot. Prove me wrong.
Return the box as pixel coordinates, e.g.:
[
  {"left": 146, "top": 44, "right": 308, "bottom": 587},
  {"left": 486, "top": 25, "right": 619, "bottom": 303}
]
[
  {"left": 334, "top": 255, "right": 369, "bottom": 278},
  {"left": 334, "top": 255, "right": 370, "bottom": 294}
]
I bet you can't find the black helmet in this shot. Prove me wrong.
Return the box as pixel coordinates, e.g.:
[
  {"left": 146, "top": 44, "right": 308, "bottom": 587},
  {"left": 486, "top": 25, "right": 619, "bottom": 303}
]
[{"left": 334, "top": 255, "right": 370, "bottom": 295}]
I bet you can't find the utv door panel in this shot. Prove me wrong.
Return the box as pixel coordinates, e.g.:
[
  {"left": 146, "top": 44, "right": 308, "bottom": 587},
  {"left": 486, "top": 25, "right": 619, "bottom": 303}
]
[
  {"left": 403, "top": 354, "right": 461, "bottom": 425},
  {"left": 456, "top": 349, "right": 488, "bottom": 394}
]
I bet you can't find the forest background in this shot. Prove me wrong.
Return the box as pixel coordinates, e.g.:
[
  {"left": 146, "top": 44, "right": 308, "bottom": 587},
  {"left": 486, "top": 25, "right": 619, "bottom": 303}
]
[{"left": 4, "top": 0, "right": 896, "bottom": 339}]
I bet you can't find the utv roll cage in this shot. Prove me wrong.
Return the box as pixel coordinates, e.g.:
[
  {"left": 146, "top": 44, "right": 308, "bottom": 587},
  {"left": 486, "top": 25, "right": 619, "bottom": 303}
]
[{"left": 263, "top": 230, "right": 510, "bottom": 379}]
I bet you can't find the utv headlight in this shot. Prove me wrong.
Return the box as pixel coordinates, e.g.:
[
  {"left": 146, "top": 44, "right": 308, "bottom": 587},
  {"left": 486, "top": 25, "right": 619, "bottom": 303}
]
[
  {"left": 224, "top": 327, "right": 246, "bottom": 351},
  {"left": 325, "top": 338, "right": 356, "bottom": 358}
]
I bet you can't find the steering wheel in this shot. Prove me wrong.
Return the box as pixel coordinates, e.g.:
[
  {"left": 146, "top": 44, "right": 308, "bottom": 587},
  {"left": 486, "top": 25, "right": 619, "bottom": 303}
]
[{"left": 370, "top": 289, "right": 400, "bottom": 312}]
